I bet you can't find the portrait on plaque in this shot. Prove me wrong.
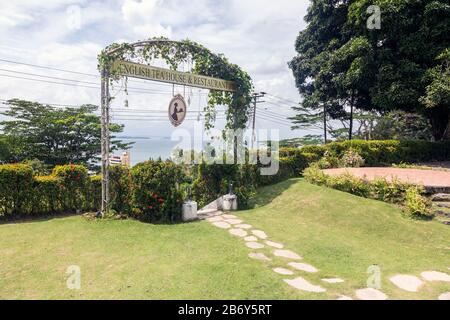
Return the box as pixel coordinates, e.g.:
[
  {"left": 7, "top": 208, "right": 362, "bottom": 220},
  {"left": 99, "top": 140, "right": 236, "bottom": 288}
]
[{"left": 168, "top": 94, "right": 187, "bottom": 127}]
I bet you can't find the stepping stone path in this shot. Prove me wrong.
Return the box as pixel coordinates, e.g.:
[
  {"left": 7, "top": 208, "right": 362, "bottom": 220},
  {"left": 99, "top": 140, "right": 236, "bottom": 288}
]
[
  {"left": 212, "top": 221, "right": 231, "bottom": 229},
  {"left": 249, "top": 252, "right": 271, "bottom": 261},
  {"left": 222, "top": 214, "right": 237, "bottom": 219},
  {"left": 389, "top": 275, "right": 423, "bottom": 292},
  {"left": 322, "top": 278, "right": 345, "bottom": 284},
  {"left": 229, "top": 228, "right": 248, "bottom": 238},
  {"left": 273, "top": 250, "right": 302, "bottom": 260},
  {"left": 265, "top": 241, "right": 284, "bottom": 249},
  {"left": 273, "top": 267, "right": 294, "bottom": 276},
  {"left": 355, "top": 288, "right": 387, "bottom": 300},
  {"left": 236, "top": 224, "right": 252, "bottom": 229},
  {"left": 284, "top": 277, "right": 326, "bottom": 293},
  {"left": 252, "top": 230, "right": 268, "bottom": 240},
  {"left": 205, "top": 209, "right": 449, "bottom": 300},
  {"left": 207, "top": 216, "right": 223, "bottom": 222},
  {"left": 438, "top": 292, "right": 450, "bottom": 300},
  {"left": 288, "top": 262, "right": 318, "bottom": 273},
  {"left": 246, "top": 242, "right": 265, "bottom": 249},
  {"left": 225, "top": 219, "right": 243, "bottom": 225},
  {"left": 421, "top": 271, "right": 450, "bottom": 282}
]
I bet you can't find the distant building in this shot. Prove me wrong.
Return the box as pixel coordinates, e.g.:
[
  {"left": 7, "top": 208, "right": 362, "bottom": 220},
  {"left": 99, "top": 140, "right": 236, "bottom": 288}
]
[{"left": 109, "top": 151, "right": 131, "bottom": 167}]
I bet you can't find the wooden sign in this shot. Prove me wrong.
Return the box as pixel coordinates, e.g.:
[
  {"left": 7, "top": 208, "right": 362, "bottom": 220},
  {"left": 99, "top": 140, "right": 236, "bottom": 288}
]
[{"left": 112, "top": 60, "right": 236, "bottom": 92}]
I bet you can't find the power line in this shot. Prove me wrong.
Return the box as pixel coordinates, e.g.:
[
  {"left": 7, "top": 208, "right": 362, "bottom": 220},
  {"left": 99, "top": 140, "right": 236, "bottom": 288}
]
[{"left": 0, "top": 58, "right": 178, "bottom": 89}]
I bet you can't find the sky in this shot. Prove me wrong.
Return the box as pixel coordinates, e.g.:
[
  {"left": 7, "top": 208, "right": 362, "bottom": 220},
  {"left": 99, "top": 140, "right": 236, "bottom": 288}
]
[{"left": 0, "top": 0, "right": 314, "bottom": 139}]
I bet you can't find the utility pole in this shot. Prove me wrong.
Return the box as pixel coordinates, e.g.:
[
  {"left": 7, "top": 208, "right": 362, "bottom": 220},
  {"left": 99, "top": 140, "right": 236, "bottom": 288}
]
[
  {"left": 251, "top": 92, "right": 266, "bottom": 149},
  {"left": 100, "top": 67, "right": 110, "bottom": 217}
]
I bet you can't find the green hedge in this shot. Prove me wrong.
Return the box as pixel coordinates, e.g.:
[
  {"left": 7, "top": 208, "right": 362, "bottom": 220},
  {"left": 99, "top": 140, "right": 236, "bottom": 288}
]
[
  {"left": 303, "top": 164, "right": 433, "bottom": 219},
  {"left": 281, "top": 140, "right": 450, "bottom": 168},
  {"left": 0, "top": 164, "right": 98, "bottom": 218}
]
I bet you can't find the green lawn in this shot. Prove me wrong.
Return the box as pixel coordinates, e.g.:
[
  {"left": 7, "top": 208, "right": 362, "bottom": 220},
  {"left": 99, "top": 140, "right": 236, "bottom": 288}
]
[{"left": 0, "top": 178, "right": 448, "bottom": 300}]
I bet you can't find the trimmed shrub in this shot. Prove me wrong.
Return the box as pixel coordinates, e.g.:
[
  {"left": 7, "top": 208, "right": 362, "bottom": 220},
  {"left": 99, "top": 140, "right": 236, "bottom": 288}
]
[
  {"left": 32, "top": 176, "right": 61, "bottom": 215},
  {"left": 0, "top": 164, "right": 33, "bottom": 216},
  {"left": 110, "top": 165, "right": 133, "bottom": 214},
  {"left": 131, "top": 160, "right": 185, "bottom": 223},
  {"left": 52, "top": 165, "right": 89, "bottom": 212}
]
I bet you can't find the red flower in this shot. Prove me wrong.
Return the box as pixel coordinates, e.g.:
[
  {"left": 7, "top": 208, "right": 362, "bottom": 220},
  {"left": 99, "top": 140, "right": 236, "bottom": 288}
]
[
  {"left": 158, "top": 198, "right": 164, "bottom": 203},
  {"left": 147, "top": 205, "right": 153, "bottom": 210},
  {"left": 152, "top": 194, "right": 158, "bottom": 199}
]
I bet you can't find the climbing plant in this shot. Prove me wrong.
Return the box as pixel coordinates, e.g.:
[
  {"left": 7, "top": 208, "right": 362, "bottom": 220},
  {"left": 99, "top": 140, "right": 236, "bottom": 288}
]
[{"left": 98, "top": 37, "right": 254, "bottom": 130}]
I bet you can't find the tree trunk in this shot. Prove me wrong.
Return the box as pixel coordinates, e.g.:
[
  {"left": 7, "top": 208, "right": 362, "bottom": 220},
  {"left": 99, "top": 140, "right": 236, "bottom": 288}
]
[
  {"left": 429, "top": 106, "right": 450, "bottom": 141},
  {"left": 323, "top": 105, "right": 328, "bottom": 144},
  {"left": 349, "top": 94, "right": 354, "bottom": 141}
]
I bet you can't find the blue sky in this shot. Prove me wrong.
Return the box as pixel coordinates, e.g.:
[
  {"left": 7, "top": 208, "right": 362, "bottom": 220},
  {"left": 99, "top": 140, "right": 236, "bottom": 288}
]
[{"left": 0, "top": 0, "right": 313, "bottom": 138}]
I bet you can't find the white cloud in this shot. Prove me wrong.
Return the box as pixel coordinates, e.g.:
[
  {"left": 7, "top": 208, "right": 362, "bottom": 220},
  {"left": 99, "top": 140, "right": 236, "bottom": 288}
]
[{"left": 0, "top": 0, "right": 310, "bottom": 139}]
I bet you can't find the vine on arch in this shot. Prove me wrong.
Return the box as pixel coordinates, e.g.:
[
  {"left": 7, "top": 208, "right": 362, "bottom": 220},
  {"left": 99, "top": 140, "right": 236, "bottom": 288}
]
[{"left": 98, "top": 37, "right": 254, "bottom": 130}]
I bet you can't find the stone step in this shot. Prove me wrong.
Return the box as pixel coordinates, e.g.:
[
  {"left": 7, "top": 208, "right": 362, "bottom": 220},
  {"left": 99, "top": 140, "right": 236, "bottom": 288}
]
[
  {"left": 434, "top": 202, "right": 450, "bottom": 209},
  {"left": 431, "top": 194, "right": 450, "bottom": 202}
]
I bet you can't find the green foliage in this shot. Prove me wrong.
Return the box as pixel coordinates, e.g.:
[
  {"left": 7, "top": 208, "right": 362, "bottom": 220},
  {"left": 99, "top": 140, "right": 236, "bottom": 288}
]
[
  {"left": 192, "top": 163, "right": 256, "bottom": 208},
  {"left": 339, "top": 149, "right": 365, "bottom": 168},
  {"left": 296, "top": 140, "right": 450, "bottom": 167},
  {"left": 291, "top": 0, "right": 450, "bottom": 140},
  {"left": 110, "top": 165, "right": 133, "bottom": 214},
  {"left": 405, "top": 187, "right": 433, "bottom": 219},
  {"left": 304, "top": 164, "right": 432, "bottom": 219},
  {"left": 372, "top": 111, "right": 433, "bottom": 141},
  {"left": 131, "top": 160, "right": 185, "bottom": 223},
  {"left": 52, "top": 165, "right": 89, "bottom": 211},
  {"left": 0, "top": 164, "right": 33, "bottom": 216},
  {"left": 0, "top": 99, "right": 131, "bottom": 169},
  {"left": 99, "top": 38, "right": 253, "bottom": 131}
]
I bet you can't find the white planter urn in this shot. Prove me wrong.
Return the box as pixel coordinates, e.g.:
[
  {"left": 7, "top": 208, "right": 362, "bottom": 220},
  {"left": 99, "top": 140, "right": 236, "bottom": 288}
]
[
  {"left": 182, "top": 201, "right": 198, "bottom": 222},
  {"left": 222, "top": 194, "right": 238, "bottom": 212}
]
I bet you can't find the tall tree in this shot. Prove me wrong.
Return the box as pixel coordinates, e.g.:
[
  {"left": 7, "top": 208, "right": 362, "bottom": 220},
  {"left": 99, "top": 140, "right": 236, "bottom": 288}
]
[
  {"left": 290, "top": 0, "right": 450, "bottom": 141},
  {"left": 0, "top": 99, "right": 131, "bottom": 168}
]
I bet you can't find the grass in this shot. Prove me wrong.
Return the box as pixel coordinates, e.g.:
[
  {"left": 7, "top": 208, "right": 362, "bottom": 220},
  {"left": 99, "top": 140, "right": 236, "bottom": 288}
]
[
  {"left": 0, "top": 178, "right": 448, "bottom": 299},
  {"left": 241, "top": 179, "right": 450, "bottom": 300}
]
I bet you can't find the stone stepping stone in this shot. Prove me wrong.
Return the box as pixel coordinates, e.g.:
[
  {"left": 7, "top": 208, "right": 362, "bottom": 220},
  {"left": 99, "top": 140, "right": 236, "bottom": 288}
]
[
  {"left": 274, "top": 250, "right": 302, "bottom": 260},
  {"left": 236, "top": 224, "right": 252, "bottom": 229},
  {"left": 212, "top": 221, "right": 231, "bottom": 229},
  {"left": 432, "top": 194, "right": 450, "bottom": 202},
  {"left": 273, "top": 267, "right": 294, "bottom": 275},
  {"left": 336, "top": 295, "right": 353, "bottom": 300},
  {"left": 389, "top": 275, "right": 423, "bottom": 292},
  {"left": 223, "top": 214, "right": 237, "bottom": 219},
  {"left": 207, "top": 216, "right": 223, "bottom": 222},
  {"left": 284, "top": 277, "right": 326, "bottom": 293},
  {"left": 355, "top": 288, "right": 387, "bottom": 300},
  {"left": 438, "top": 292, "right": 450, "bottom": 300},
  {"left": 265, "top": 241, "right": 284, "bottom": 249},
  {"left": 249, "top": 252, "right": 271, "bottom": 261},
  {"left": 244, "top": 236, "right": 258, "bottom": 242},
  {"left": 252, "top": 230, "right": 268, "bottom": 240},
  {"left": 322, "top": 278, "right": 345, "bottom": 284},
  {"left": 421, "top": 271, "right": 450, "bottom": 282},
  {"left": 246, "top": 242, "right": 265, "bottom": 249},
  {"left": 228, "top": 228, "right": 248, "bottom": 237},
  {"left": 224, "top": 219, "right": 243, "bottom": 225},
  {"left": 288, "top": 262, "right": 318, "bottom": 273}
]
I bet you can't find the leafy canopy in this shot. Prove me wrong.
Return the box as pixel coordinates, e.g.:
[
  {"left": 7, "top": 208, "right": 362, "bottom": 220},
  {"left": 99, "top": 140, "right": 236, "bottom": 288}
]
[{"left": 0, "top": 99, "right": 131, "bottom": 168}]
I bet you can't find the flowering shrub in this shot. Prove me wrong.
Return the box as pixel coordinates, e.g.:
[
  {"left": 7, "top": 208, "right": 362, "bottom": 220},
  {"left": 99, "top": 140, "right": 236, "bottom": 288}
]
[
  {"left": 339, "top": 149, "right": 365, "bottom": 168},
  {"left": 52, "top": 165, "right": 89, "bottom": 211},
  {"left": 131, "top": 160, "right": 185, "bottom": 223}
]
